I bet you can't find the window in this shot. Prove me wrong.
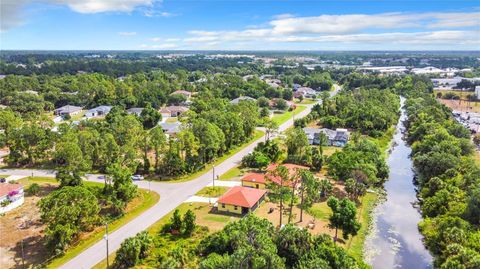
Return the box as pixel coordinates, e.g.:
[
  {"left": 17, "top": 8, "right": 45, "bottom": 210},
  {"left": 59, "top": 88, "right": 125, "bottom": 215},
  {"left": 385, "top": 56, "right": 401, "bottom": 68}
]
[
  {"left": 234, "top": 206, "right": 238, "bottom": 210},
  {"left": 222, "top": 203, "right": 225, "bottom": 208},
  {"left": 256, "top": 184, "right": 259, "bottom": 189}
]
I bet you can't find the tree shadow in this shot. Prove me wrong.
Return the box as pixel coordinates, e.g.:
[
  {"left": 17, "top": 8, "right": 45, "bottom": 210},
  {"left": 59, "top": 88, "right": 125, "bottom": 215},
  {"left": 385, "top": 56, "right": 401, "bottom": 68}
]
[{"left": 11, "top": 235, "right": 50, "bottom": 268}]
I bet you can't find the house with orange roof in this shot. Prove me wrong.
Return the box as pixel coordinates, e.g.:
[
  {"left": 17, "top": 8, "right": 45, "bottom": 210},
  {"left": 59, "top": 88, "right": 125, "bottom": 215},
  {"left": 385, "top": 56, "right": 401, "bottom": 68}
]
[
  {"left": 241, "top": 173, "right": 267, "bottom": 189},
  {"left": 217, "top": 186, "right": 267, "bottom": 215}
]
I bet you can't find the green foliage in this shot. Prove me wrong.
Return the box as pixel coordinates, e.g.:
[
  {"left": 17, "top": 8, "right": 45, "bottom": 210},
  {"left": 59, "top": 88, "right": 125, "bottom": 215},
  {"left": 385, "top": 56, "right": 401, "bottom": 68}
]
[
  {"left": 25, "top": 182, "right": 40, "bottom": 195},
  {"left": 327, "top": 197, "right": 361, "bottom": 241},
  {"left": 311, "top": 88, "right": 400, "bottom": 137},
  {"left": 198, "top": 214, "right": 363, "bottom": 269},
  {"left": 242, "top": 140, "right": 282, "bottom": 168},
  {"left": 38, "top": 186, "right": 100, "bottom": 253},
  {"left": 139, "top": 103, "right": 161, "bottom": 129},
  {"left": 328, "top": 138, "right": 388, "bottom": 186},
  {"left": 402, "top": 78, "right": 480, "bottom": 267},
  {"left": 183, "top": 209, "right": 196, "bottom": 236},
  {"left": 113, "top": 231, "right": 152, "bottom": 269}
]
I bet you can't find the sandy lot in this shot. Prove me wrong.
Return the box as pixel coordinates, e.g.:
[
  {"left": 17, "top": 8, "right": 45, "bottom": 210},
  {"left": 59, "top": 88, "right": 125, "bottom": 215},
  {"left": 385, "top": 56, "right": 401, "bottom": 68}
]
[{"left": 0, "top": 184, "right": 55, "bottom": 269}]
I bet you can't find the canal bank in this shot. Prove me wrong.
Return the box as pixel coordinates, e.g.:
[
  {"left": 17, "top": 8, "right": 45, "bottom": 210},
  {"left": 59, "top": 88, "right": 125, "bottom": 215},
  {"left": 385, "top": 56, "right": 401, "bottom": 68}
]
[{"left": 364, "top": 97, "right": 433, "bottom": 268}]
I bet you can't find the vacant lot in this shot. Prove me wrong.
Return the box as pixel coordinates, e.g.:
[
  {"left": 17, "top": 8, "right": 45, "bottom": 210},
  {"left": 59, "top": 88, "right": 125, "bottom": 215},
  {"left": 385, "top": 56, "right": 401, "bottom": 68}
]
[
  {"left": 0, "top": 178, "right": 159, "bottom": 269},
  {"left": 0, "top": 182, "right": 55, "bottom": 268},
  {"left": 438, "top": 98, "right": 480, "bottom": 113}
]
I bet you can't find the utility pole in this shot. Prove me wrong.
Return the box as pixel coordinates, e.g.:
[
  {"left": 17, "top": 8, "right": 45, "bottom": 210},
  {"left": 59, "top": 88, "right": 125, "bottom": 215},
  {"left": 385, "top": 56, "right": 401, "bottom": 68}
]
[
  {"left": 104, "top": 223, "right": 109, "bottom": 268},
  {"left": 212, "top": 165, "right": 215, "bottom": 187}
]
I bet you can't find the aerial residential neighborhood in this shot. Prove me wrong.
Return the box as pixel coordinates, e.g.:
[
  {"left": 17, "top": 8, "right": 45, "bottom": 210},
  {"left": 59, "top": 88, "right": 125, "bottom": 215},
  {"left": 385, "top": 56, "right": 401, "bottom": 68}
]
[{"left": 1, "top": 1, "right": 479, "bottom": 269}]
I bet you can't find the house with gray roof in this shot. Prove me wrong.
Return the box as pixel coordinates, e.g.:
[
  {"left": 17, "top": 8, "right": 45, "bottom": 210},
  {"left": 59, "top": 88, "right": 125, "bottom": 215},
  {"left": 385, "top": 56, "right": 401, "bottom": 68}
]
[
  {"left": 54, "top": 105, "right": 83, "bottom": 116},
  {"left": 159, "top": 122, "right": 182, "bottom": 135},
  {"left": 127, "top": 107, "right": 144, "bottom": 116},
  {"left": 85, "top": 105, "right": 112, "bottom": 118},
  {"left": 303, "top": 127, "right": 350, "bottom": 147}
]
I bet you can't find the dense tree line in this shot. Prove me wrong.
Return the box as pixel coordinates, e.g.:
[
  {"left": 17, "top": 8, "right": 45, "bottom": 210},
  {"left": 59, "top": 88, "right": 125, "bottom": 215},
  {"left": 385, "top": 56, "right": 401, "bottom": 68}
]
[
  {"left": 199, "top": 214, "right": 366, "bottom": 269},
  {"left": 295, "top": 89, "right": 400, "bottom": 138},
  {"left": 401, "top": 77, "right": 480, "bottom": 268}
]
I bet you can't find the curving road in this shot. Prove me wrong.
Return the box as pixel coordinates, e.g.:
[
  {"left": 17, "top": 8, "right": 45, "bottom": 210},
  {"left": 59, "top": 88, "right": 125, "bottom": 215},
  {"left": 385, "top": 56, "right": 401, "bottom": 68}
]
[{"left": 1, "top": 85, "right": 340, "bottom": 269}]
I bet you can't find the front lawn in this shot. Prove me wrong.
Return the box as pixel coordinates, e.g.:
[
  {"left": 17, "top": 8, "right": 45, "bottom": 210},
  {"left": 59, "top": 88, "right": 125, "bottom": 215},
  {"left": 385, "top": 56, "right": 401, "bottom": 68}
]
[
  {"left": 195, "top": 186, "right": 229, "bottom": 197},
  {"left": 272, "top": 106, "right": 307, "bottom": 125}
]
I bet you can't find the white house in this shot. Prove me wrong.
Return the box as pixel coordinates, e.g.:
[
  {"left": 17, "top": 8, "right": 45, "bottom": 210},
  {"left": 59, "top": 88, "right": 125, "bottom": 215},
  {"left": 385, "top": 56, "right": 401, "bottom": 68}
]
[
  {"left": 85, "top": 105, "right": 112, "bottom": 118},
  {"left": 0, "top": 183, "right": 24, "bottom": 214}
]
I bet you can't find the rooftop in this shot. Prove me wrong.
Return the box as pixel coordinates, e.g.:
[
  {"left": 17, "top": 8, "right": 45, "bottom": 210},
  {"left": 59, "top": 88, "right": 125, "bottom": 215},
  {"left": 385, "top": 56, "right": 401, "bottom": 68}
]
[
  {"left": 217, "top": 186, "right": 266, "bottom": 208},
  {"left": 0, "top": 183, "right": 23, "bottom": 198},
  {"left": 241, "top": 173, "right": 267, "bottom": 184}
]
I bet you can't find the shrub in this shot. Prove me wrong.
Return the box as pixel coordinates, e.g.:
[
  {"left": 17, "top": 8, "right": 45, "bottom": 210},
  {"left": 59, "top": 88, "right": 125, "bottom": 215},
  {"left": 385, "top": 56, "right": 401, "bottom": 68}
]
[{"left": 26, "top": 183, "right": 40, "bottom": 196}]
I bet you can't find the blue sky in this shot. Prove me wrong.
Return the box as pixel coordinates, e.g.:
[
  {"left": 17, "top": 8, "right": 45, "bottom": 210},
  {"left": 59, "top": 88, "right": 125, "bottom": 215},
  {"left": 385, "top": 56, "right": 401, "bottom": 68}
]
[{"left": 1, "top": 0, "right": 479, "bottom": 50}]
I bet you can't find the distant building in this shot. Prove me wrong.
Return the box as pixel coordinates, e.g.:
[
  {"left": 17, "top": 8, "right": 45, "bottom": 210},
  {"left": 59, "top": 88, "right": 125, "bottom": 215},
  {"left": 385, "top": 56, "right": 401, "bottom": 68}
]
[
  {"left": 170, "top": 90, "right": 192, "bottom": 99},
  {"left": 54, "top": 105, "right": 82, "bottom": 116},
  {"left": 293, "top": 87, "right": 317, "bottom": 99},
  {"left": 85, "top": 105, "right": 112, "bottom": 118},
  {"left": 127, "top": 107, "right": 144, "bottom": 116},
  {"left": 303, "top": 127, "right": 350, "bottom": 147},
  {"left": 217, "top": 186, "right": 266, "bottom": 215},
  {"left": 0, "top": 183, "right": 24, "bottom": 214},
  {"left": 476, "top": 86, "right": 480, "bottom": 99},
  {"left": 159, "top": 122, "right": 182, "bottom": 135},
  {"left": 230, "top": 96, "right": 256, "bottom": 104},
  {"left": 159, "top": 106, "right": 189, "bottom": 118}
]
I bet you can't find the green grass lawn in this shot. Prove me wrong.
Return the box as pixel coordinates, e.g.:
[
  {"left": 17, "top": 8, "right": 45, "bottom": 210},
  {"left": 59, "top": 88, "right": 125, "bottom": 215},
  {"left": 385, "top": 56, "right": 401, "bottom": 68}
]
[
  {"left": 195, "top": 186, "right": 229, "bottom": 197},
  {"left": 153, "top": 130, "right": 264, "bottom": 183},
  {"left": 306, "top": 201, "right": 333, "bottom": 221},
  {"left": 219, "top": 166, "right": 242, "bottom": 180},
  {"left": 69, "top": 110, "right": 87, "bottom": 121},
  {"left": 346, "top": 192, "right": 379, "bottom": 261},
  {"left": 165, "top": 117, "right": 178, "bottom": 123},
  {"left": 294, "top": 99, "right": 316, "bottom": 105},
  {"left": 272, "top": 106, "right": 307, "bottom": 125}
]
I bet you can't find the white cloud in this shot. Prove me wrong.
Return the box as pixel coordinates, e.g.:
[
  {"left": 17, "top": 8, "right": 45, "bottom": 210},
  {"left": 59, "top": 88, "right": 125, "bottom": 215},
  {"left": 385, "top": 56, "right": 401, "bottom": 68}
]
[
  {"left": 181, "top": 10, "right": 480, "bottom": 49},
  {"left": 150, "top": 37, "right": 162, "bottom": 41},
  {"left": 118, "top": 31, "right": 137, "bottom": 36},
  {"left": 1, "top": 0, "right": 30, "bottom": 31},
  {"left": 144, "top": 10, "right": 177, "bottom": 17},
  {"left": 1, "top": 0, "right": 163, "bottom": 31},
  {"left": 53, "top": 0, "right": 156, "bottom": 13}
]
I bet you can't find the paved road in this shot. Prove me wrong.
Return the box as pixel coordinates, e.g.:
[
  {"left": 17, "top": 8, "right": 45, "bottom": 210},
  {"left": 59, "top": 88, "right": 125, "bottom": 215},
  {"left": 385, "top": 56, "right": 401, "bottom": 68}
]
[{"left": 1, "top": 85, "right": 340, "bottom": 269}]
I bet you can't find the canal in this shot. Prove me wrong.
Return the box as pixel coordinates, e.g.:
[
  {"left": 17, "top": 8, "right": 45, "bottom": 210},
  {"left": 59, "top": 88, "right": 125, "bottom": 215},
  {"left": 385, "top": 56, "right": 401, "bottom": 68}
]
[{"left": 364, "top": 97, "right": 433, "bottom": 269}]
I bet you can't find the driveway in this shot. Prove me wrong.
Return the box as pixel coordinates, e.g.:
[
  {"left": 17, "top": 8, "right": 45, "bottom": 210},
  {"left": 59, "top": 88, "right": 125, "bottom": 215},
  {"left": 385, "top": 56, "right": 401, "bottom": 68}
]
[{"left": 1, "top": 85, "right": 341, "bottom": 268}]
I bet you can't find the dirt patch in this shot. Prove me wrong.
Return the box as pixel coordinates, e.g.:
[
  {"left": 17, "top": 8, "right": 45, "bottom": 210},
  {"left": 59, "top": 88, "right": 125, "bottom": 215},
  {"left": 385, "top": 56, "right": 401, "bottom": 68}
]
[
  {"left": 0, "top": 184, "right": 56, "bottom": 269},
  {"left": 438, "top": 99, "right": 480, "bottom": 113}
]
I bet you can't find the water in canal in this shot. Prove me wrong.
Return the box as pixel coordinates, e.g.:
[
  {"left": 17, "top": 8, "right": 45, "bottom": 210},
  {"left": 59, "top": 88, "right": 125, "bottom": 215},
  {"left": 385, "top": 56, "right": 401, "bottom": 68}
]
[{"left": 364, "top": 98, "right": 433, "bottom": 269}]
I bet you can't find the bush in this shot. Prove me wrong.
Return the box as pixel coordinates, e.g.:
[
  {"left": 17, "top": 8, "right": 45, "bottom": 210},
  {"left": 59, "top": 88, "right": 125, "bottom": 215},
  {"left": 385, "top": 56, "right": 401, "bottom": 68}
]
[
  {"left": 113, "top": 231, "right": 152, "bottom": 268},
  {"left": 26, "top": 183, "right": 41, "bottom": 196}
]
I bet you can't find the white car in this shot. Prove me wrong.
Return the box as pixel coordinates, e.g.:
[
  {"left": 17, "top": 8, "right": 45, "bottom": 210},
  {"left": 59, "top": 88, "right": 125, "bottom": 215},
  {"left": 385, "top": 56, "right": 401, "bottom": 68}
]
[{"left": 131, "top": 175, "right": 144, "bottom": 181}]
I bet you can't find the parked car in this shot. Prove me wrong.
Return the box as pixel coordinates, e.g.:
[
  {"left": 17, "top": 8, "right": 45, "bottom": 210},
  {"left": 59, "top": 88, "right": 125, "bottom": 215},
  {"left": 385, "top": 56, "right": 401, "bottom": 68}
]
[{"left": 131, "top": 175, "right": 144, "bottom": 181}]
